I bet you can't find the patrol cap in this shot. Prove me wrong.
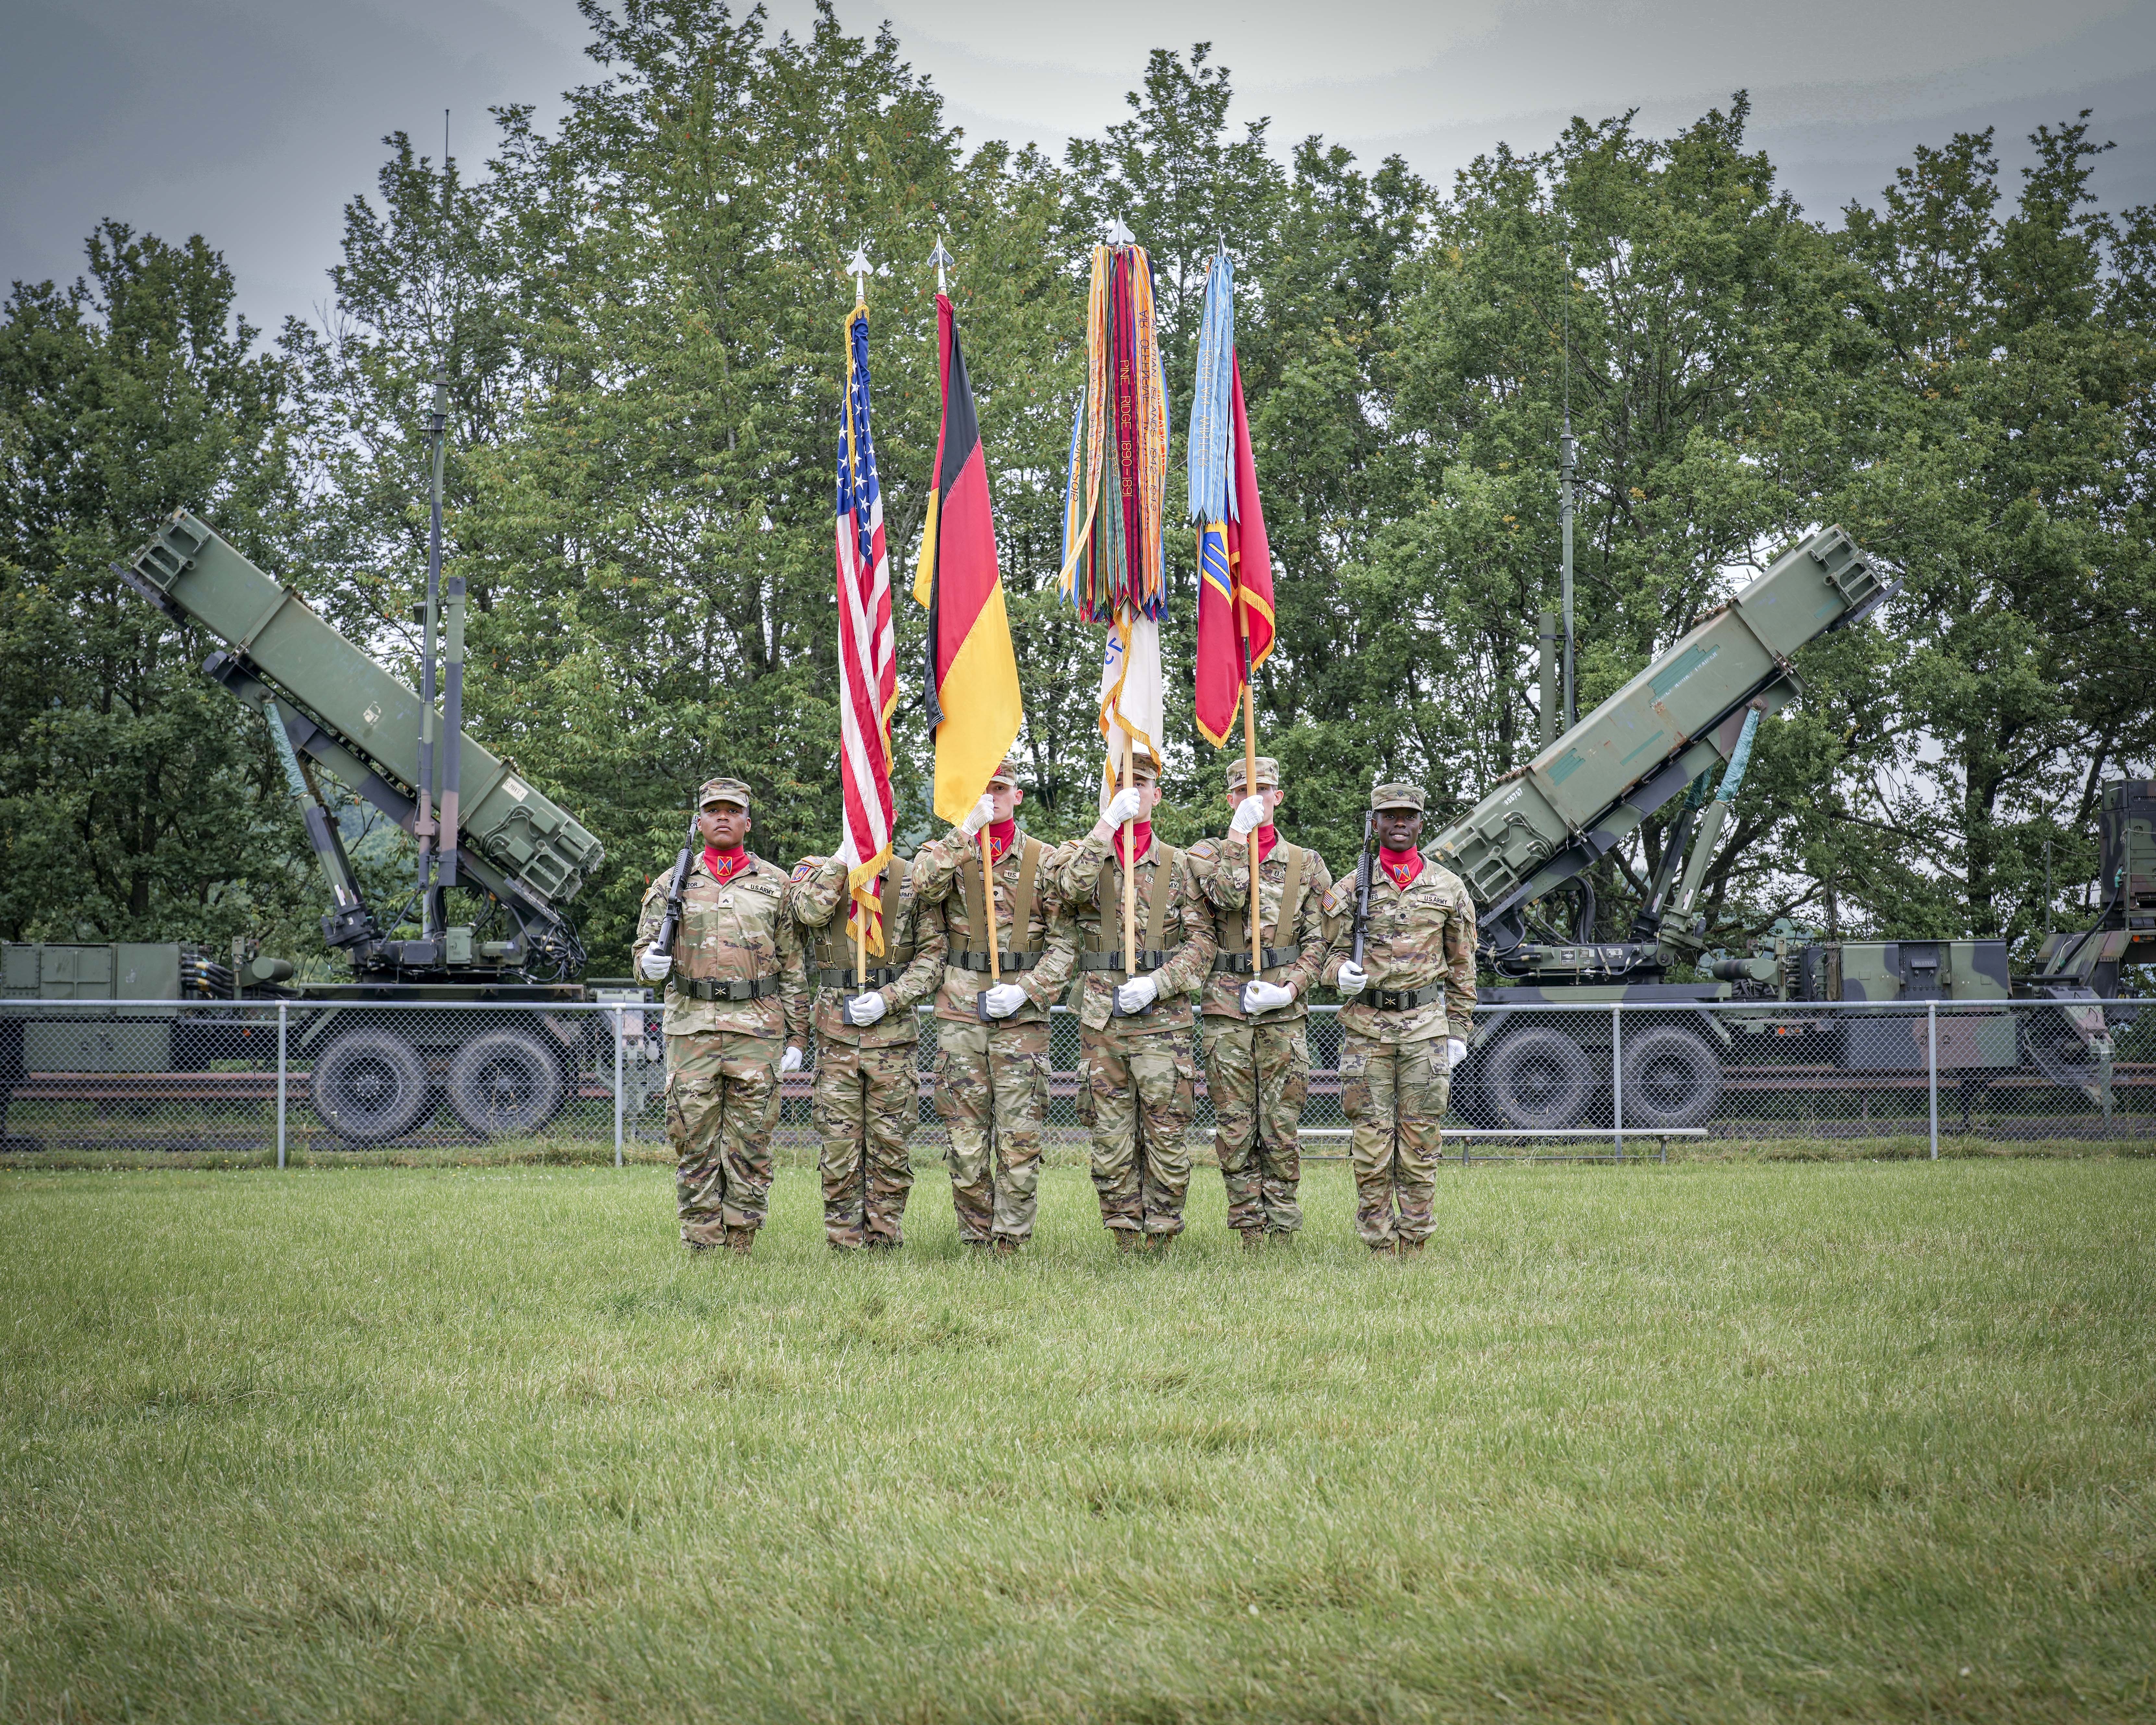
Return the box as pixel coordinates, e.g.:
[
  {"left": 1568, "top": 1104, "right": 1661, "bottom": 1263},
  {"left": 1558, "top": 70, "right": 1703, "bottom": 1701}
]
[
  {"left": 1112, "top": 744, "right": 1163, "bottom": 785},
  {"left": 1227, "top": 755, "right": 1280, "bottom": 793},
  {"left": 698, "top": 776, "right": 752, "bottom": 810},
  {"left": 986, "top": 757, "right": 1021, "bottom": 789},
  {"left": 1370, "top": 780, "right": 1426, "bottom": 813}
]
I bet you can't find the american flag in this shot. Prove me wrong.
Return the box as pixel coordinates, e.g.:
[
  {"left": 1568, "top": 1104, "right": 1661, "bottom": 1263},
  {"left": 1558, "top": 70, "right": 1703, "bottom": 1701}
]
[{"left": 836, "top": 303, "right": 897, "bottom": 952}]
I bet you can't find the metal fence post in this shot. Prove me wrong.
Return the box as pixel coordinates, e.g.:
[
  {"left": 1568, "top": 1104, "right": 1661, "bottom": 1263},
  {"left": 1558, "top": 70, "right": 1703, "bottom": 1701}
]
[
  {"left": 1927, "top": 999, "right": 1938, "bottom": 1160},
  {"left": 276, "top": 1001, "right": 288, "bottom": 1170},
  {"left": 1611, "top": 1002, "right": 1623, "bottom": 1161},
  {"left": 612, "top": 1006, "right": 624, "bottom": 1168}
]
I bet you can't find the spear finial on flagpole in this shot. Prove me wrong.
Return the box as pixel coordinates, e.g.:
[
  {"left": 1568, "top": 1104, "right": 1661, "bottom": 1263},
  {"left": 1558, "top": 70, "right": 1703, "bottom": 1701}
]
[
  {"left": 847, "top": 243, "right": 872, "bottom": 308},
  {"left": 927, "top": 236, "right": 953, "bottom": 295},
  {"left": 1105, "top": 216, "right": 1135, "bottom": 246}
]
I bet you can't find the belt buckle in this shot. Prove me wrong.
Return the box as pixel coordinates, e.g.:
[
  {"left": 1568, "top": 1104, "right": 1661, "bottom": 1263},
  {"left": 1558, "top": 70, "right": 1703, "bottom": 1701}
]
[{"left": 725, "top": 979, "right": 751, "bottom": 1002}]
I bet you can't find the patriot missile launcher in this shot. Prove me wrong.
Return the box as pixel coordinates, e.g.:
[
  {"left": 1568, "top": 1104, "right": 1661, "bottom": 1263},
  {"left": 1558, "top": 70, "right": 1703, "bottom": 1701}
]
[
  {"left": 114, "top": 509, "right": 604, "bottom": 988},
  {"left": 7, "top": 507, "right": 624, "bottom": 1147},
  {"left": 1423, "top": 526, "right": 2145, "bottom": 1130},
  {"left": 1427, "top": 525, "right": 1891, "bottom": 996}
]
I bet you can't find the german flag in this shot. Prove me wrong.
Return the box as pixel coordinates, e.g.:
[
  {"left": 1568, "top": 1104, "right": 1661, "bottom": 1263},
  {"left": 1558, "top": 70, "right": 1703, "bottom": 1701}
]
[{"left": 913, "top": 292, "right": 1023, "bottom": 822}]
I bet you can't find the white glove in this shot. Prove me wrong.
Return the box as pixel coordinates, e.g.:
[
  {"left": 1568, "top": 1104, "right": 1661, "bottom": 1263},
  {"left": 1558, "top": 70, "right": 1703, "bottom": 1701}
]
[
  {"left": 1447, "top": 1037, "right": 1469, "bottom": 1070},
  {"left": 1336, "top": 960, "right": 1369, "bottom": 995},
  {"left": 982, "top": 983, "right": 1027, "bottom": 1019},
  {"left": 844, "top": 991, "right": 887, "bottom": 1027},
  {"left": 780, "top": 1046, "right": 804, "bottom": 1074},
  {"left": 958, "top": 793, "right": 996, "bottom": 839},
  {"left": 1229, "top": 794, "right": 1267, "bottom": 837},
  {"left": 639, "top": 948, "right": 673, "bottom": 981},
  {"left": 1102, "top": 786, "right": 1145, "bottom": 828},
  {"left": 1116, "top": 973, "right": 1159, "bottom": 1014},
  {"left": 1241, "top": 979, "right": 1294, "bottom": 1014}
]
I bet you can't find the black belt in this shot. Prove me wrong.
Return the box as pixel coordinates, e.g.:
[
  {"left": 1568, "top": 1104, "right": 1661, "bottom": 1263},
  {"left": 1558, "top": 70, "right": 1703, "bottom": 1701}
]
[
  {"left": 671, "top": 977, "right": 781, "bottom": 1002},
  {"left": 814, "top": 966, "right": 899, "bottom": 990},
  {"left": 950, "top": 950, "right": 1043, "bottom": 973},
  {"left": 1079, "top": 949, "right": 1167, "bottom": 973},
  {"left": 1212, "top": 946, "right": 1300, "bottom": 974},
  {"left": 1357, "top": 984, "right": 1443, "bottom": 1011}
]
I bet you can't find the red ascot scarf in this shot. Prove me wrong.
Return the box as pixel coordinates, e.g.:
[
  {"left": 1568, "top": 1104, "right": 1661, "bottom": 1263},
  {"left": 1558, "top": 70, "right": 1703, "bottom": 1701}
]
[
  {"left": 703, "top": 844, "right": 751, "bottom": 885},
  {"left": 1379, "top": 845, "right": 1423, "bottom": 891},
  {"left": 1112, "top": 821, "right": 1155, "bottom": 868},
  {"left": 986, "top": 818, "right": 1018, "bottom": 863},
  {"left": 1246, "top": 824, "right": 1279, "bottom": 866}
]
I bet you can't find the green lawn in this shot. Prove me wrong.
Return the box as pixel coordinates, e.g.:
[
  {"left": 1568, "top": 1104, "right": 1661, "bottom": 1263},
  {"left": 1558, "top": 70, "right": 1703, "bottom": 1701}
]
[{"left": 2, "top": 1158, "right": 2151, "bottom": 1723}]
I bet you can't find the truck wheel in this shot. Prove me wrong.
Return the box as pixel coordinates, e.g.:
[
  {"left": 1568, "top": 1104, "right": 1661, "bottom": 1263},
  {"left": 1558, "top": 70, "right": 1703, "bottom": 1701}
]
[
  {"left": 311, "top": 1028, "right": 430, "bottom": 1145},
  {"left": 1620, "top": 1023, "right": 1722, "bottom": 1127},
  {"left": 446, "top": 1028, "right": 565, "bottom": 1138},
  {"left": 1481, "top": 1026, "right": 1593, "bottom": 1130}
]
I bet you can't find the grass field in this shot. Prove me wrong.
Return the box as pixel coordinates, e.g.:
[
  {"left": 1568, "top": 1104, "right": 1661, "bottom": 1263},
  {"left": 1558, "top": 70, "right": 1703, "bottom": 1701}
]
[{"left": 3, "top": 1158, "right": 2152, "bottom": 1723}]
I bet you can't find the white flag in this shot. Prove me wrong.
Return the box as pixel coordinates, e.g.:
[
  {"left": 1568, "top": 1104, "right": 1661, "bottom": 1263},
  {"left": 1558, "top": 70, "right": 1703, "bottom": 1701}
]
[{"left": 1096, "top": 608, "right": 1165, "bottom": 813}]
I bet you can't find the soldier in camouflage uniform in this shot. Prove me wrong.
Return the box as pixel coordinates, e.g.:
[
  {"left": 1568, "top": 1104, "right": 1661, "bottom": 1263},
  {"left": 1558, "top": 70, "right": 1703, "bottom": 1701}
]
[
  {"left": 1320, "top": 781, "right": 1477, "bottom": 1256},
  {"left": 634, "top": 777, "right": 809, "bottom": 1256},
  {"left": 1189, "top": 756, "right": 1335, "bottom": 1247},
  {"left": 787, "top": 849, "right": 946, "bottom": 1251},
  {"left": 1052, "top": 747, "right": 1218, "bottom": 1251},
  {"left": 911, "top": 759, "right": 1079, "bottom": 1255}
]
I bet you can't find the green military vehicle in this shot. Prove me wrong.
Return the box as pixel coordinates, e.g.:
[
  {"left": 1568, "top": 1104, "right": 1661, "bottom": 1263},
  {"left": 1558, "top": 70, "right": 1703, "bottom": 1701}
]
[
  {"left": 1420, "top": 527, "right": 2148, "bottom": 1130},
  {"left": 1, "top": 495, "right": 639, "bottom": 1148}
]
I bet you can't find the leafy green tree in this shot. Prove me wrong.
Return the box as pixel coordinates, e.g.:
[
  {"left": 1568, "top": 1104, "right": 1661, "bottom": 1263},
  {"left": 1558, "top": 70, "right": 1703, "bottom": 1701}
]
[
  {"left": 0, "top": 223, "right": 315, "bottom": 951},
  {"left": 1830, "top": 116, "right": 2156, "bottom": 947},
  {"left": 1369, "top": 99, "right": 1878, "bottom": 942}
]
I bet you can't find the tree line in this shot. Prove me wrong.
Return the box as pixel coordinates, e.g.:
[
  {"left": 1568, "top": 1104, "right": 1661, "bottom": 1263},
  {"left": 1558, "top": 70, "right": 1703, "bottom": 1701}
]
[{"left": 3, "top": 0, "right": 2150, "bottom": 977}]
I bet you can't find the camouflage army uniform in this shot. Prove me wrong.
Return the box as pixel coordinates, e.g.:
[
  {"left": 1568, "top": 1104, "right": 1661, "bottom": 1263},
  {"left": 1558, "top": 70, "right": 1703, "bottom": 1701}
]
[
  {"left": 633, "top": 842, "right": 808, "bottom": 1248},
  {"left": 1321, "top": 788, "right": 1477, "bottom": 1251},
  {"left": 1054, "top": 830, "right": 1217, "bottom": 1240},
  {"left": 788, "top": 854, "right": 945, "bottom": 1250},
  {"left": 911, "top": 825, "right": 1077, "bottom": 1246},
  {"left": 1191, "top": 815, "right": 1334, "bottom": 1240}
]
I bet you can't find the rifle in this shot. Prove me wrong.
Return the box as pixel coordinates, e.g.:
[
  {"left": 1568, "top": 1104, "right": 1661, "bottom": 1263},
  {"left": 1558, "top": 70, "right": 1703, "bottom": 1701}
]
[
  {"left": 1350, "top": 810, "right": 1376, "bottom": 970},
  {"left": 652, "top": 811, "right": 701, "bottom": 961}
]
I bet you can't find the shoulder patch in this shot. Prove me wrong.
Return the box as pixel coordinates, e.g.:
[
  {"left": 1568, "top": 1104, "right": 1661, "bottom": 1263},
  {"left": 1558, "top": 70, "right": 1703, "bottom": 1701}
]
[
  {"left": 1321, "top": 883, "right": 1346, "bottom": 917},
  {"left": 1188, "top": 838, "right": 1218, "bottom": 860},
  {"left": 791, "top": 858, "right": 819, "bottom": 882}
]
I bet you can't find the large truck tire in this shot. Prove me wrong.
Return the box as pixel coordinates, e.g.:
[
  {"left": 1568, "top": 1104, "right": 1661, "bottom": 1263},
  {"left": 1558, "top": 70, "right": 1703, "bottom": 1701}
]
[
  {"left": 1619, "top": 1023, "right": 1722, "bottom": 1128},
  {"left": 1481, "top": 1026, "right": 1593, "bottom": 1131},
  {"left": 445, "top": 1027, "right": 566, "bottom": 1138},
  {"left": 311, "top": 1027, "right": 431, "bottom": 1145}
]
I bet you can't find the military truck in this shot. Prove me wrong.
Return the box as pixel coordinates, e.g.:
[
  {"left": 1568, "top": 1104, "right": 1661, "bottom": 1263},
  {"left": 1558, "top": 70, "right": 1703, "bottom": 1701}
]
[
  {"left": 2, "top": 505, "right": 639, "bottom": 1148},
  {"left": 1422, "top": 526, "right": 2149, "bottom": 1129}
]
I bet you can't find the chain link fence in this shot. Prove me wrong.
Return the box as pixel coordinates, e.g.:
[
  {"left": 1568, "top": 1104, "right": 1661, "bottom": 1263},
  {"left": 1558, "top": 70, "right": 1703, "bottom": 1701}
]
[{"left": 2, "top": 995, "right": 2147, "bottom": 1163}]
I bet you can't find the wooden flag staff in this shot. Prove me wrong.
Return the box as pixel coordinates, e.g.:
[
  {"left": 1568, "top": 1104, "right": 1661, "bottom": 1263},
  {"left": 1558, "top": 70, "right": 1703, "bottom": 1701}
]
[
  {"left": 1122, "top": 733, "right": 1137, "bottom": 975},
  {"left": 981, "top": 825, "right": 1001, "bottom": 984},
  {"left": 1239, "top": 597, "right": 1262, "bottom": 973}
]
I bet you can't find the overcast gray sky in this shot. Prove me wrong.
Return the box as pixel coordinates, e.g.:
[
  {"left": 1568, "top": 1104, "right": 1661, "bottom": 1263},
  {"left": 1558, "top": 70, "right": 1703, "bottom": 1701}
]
[{"left": 6, "top": 0, "right": 2153, "bottom": 334}]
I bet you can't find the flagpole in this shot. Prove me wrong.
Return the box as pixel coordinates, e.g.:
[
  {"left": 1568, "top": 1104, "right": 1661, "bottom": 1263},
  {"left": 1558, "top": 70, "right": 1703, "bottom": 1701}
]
[
  {"left": 1238, "top": 596, "right": 1261, "bottom": 973},
  {"left": 981, "top": 828, "right": 1001, "bottom": 983},
  {"left": 1121, "top": 726, "right": 1137, "bottom": 974},
  {"left": 847, "top": 239, "right": 875, "bottom": 1002}
]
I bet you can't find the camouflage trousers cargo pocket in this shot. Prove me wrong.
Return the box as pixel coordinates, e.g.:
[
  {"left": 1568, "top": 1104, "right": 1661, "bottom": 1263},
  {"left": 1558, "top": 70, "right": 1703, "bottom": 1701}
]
[
  {"left": 1339, "top": 1033, "right": 1449, "bottom": 1248},
  {"left": 667, "top": 1031, "right": 782, "bottom": 1245}
]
